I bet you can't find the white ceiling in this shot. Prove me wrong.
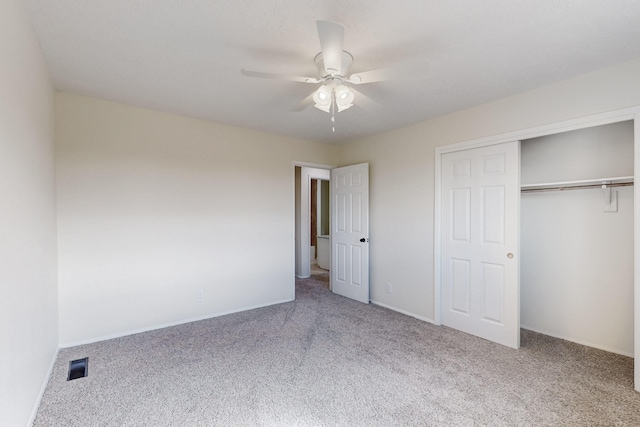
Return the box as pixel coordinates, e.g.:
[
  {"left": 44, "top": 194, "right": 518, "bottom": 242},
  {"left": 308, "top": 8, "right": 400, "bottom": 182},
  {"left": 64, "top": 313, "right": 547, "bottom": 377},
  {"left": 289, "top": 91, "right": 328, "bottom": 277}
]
[{"left": 23, "top": 0, "right": 640, "bottom": 144}]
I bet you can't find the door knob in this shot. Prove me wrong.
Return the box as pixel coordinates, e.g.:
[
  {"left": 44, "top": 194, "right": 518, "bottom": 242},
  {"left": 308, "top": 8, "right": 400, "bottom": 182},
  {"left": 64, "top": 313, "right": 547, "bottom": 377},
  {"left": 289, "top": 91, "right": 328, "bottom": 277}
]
[
  {"left": 507, "top": 253, "right": 514, "bottom": 259},
  {"left": 360, "top": 238, "right": 366, "bottom": 243}
]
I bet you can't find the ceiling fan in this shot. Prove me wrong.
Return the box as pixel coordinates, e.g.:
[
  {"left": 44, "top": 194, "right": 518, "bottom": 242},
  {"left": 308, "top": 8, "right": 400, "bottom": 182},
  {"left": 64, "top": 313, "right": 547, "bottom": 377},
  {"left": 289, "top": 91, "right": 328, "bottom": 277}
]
[{"left": 241, "top": 20, "right": 417, "bottom": 125}]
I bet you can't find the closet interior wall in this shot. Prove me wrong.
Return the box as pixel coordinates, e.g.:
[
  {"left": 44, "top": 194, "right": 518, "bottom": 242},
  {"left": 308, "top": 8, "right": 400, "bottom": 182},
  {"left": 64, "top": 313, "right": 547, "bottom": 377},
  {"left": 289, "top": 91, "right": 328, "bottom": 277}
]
[{"left": 520, "top": 121, "right": 634, "bottom": 356}]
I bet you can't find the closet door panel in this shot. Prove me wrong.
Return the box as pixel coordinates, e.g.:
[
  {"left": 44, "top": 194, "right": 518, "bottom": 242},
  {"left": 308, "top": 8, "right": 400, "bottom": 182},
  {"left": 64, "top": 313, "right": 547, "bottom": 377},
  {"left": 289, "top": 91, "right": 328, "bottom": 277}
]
[{"left": 441, "top": 141, "right": 520, "bottom": 349}]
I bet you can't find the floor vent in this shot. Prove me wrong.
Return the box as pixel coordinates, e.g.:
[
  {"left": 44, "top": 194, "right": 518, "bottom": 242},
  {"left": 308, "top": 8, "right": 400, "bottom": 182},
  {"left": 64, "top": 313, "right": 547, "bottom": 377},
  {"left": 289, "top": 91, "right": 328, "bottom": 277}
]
[{"left": 67, "top": 357, "right": 88, "bottom": 381}]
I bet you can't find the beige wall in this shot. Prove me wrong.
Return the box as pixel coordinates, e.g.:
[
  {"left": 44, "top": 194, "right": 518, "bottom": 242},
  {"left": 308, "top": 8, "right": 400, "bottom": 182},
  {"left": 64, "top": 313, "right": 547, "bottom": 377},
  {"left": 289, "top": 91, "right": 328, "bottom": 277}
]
[
  {"left": 56, "top": 93, "right": 339, "bottom": 345},
  {"left": 0, "top": 1, "right": 58, "bottom": 426},
  {"left": 337, "top": 58, "right": 640, "bottom": 322}
]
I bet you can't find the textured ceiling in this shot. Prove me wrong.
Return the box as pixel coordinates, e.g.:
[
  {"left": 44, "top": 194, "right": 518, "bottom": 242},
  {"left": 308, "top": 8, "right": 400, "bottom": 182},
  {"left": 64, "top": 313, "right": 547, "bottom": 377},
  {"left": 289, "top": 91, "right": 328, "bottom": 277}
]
[{"left": 23, "top": 0, "right": 640, "bottom": 144}]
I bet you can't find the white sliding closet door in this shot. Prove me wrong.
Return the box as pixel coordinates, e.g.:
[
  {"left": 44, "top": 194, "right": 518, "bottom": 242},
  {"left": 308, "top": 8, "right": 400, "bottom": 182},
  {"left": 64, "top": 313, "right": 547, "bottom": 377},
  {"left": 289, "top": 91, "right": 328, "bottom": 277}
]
[{"left": 441, "top": 141, "right": 520, "bottom": 348}]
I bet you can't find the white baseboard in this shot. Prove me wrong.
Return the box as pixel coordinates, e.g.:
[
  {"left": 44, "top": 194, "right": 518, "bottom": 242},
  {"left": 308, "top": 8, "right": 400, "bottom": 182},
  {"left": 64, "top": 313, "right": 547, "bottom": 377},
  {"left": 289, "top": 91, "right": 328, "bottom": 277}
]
[
  {"left": 370, "top": 300, "right": 436, "bottom": 324},
  {"left": 60, "top": 298, "right": 294, "bottom": 348},
  {"left": 520, "top": 325, "right": 633, "bottom": 358},
  {"left": 28, "top": 346, "right": 59, "bottom": 427}
]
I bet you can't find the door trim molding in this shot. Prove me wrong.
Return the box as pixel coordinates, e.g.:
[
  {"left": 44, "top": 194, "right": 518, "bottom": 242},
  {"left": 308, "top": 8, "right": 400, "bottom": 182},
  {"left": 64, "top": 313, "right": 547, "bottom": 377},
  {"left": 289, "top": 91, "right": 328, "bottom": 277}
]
[{"left": 434, "top": 105, "right": 640, "bottom": 391}]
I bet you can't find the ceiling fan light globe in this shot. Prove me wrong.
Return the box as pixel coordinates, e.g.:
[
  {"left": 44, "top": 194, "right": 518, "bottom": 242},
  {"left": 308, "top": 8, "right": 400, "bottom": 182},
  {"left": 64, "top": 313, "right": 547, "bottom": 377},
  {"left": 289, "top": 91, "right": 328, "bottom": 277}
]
[
  {"left": 313, "top": 85, "right": 333, "bottom": 113},
  {"left": 334, "top": 85, "right": 354, "bottom": 111}
]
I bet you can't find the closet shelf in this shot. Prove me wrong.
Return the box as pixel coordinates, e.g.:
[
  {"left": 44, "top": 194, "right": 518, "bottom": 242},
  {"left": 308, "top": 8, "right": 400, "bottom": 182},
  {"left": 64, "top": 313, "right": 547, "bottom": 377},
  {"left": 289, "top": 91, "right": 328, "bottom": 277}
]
[{"left": 521, "top": 176, "right": 634, "bottom": 193}]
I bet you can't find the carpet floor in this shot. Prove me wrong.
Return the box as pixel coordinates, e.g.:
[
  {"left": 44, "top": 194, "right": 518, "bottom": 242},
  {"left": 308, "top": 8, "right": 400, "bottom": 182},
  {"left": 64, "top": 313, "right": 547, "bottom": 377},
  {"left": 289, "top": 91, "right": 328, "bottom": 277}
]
[{"left": 34, "top": 273, "right": 639, "bottom": 426}]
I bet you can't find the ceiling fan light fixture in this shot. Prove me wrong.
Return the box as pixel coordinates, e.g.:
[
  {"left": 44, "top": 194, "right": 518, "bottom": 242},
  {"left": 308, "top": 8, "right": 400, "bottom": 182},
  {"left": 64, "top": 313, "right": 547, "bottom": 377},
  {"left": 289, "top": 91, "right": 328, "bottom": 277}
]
[
  {"left": 334, "top": 85, "right": 354, "bottom": 112},
  {"left": 315, "top": 103, "right": 332, "bottom": 113},
  {"left": 313, "top": 84, "right": 333, "bottom": 113}
]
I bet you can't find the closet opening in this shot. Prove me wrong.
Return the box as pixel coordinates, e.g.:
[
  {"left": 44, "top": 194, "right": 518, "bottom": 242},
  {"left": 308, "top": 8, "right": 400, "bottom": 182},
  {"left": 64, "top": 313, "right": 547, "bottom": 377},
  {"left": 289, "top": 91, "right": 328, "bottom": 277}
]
[{"left": 520, "top": 120, "right": 634, "bottom": 357}]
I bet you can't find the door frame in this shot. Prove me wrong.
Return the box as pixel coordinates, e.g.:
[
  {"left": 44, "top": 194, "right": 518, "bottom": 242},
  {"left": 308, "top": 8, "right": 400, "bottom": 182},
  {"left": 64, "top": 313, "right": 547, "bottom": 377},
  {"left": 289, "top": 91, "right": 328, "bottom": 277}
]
[{"left": 434, "top": 106, "right": 640, "bottom": 391}]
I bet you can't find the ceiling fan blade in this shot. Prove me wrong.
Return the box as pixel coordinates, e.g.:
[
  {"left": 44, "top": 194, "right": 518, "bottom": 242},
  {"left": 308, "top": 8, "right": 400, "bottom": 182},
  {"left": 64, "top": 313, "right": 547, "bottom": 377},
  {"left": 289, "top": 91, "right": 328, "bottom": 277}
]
[
  {"left": 241, "top": 69, "right": 320, "bottom": 84},
  {"left": 350, "top": 87, "right": 382, "bottom": 109},
  {"left": 348, "top": 58, "right": 429, "bottom": 84},
  {"left": 316, "top": 21, "right": 344, "bottom": 76},
  {"left": 291, "top": 92, "right": 315, "bottom": 111},
  {"left": 347, "top": 67, "right": 394, "bottom": 85}
]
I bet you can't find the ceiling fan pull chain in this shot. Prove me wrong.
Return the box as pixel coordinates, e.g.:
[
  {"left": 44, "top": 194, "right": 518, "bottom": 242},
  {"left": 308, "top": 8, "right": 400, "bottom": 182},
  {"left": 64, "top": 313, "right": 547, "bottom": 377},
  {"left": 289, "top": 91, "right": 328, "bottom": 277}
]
[{"left": 331, "top": 93, "right": 336, "bottom": 132}]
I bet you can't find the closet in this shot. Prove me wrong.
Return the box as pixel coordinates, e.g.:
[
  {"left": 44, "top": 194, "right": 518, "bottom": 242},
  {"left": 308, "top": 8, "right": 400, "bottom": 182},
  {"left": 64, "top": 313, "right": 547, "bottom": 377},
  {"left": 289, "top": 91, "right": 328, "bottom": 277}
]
[{"left": 520, "top": 121, "right": 634, "bottom": 356}]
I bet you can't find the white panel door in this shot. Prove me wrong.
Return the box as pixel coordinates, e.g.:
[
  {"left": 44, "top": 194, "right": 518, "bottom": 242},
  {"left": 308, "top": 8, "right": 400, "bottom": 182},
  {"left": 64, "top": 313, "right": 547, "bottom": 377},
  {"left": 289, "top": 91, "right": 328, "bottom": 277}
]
[
  {"left": 441, "top": 141, "right": 520, "bottom": 348},
  {"left": 331, "top": 163, "right": 369, "bottom": 304}
]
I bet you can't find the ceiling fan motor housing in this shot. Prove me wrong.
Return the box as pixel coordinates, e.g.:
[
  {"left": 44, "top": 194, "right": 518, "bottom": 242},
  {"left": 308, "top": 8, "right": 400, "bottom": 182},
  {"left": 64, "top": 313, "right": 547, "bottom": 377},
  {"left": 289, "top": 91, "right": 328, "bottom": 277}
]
[{"left": 314, "top": 51, "right": 354, "bottom": 79}]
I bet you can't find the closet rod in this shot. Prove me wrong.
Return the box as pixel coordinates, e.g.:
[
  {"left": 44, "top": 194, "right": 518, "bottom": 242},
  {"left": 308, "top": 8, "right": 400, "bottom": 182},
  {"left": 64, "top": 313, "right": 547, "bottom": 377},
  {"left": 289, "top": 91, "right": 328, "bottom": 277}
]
[{"left": 521, "top": 181, "right": 634, "bottom": 193}]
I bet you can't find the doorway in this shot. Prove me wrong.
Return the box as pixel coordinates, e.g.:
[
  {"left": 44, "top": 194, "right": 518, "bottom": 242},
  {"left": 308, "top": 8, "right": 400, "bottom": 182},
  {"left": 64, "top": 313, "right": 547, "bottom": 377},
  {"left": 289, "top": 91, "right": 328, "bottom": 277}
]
[
  {"left": 312, "top": 178, "right": 331, "bottom": 276},
  {"left": 294, "top": 164, "right": 331, "bottom": 279},
  {"left": 293, "top": 161, "right": 371, "bottom": 304}
]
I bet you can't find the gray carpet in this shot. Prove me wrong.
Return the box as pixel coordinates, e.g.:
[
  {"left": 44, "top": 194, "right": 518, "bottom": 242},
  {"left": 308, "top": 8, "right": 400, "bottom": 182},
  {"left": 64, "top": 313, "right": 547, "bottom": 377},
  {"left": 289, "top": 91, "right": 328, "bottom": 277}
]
[{"left": 34, "top": 273, "right": 639, "bottom": 426}]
